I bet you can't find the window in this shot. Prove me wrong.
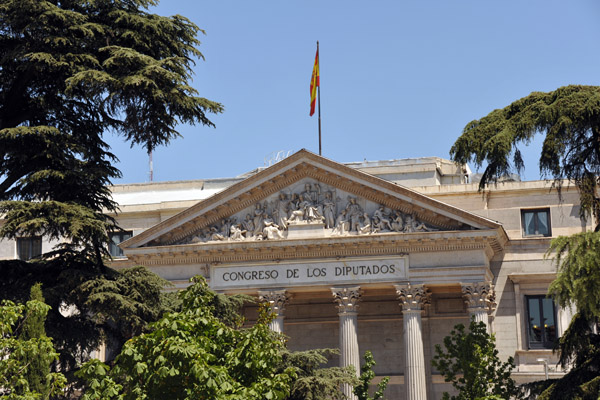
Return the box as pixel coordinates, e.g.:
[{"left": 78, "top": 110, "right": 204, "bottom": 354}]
[
  {"left": 109, "top": 231, "right": 133, "bottom": 258},
  {"left": 526, "top": 295, "right": 557, "bottom": 349},
  {"left": 521, "top": 208, "right": 551, "bottom": 237},
  {"left": 17, "top": 237, "right": 42, "bottom": 260}
]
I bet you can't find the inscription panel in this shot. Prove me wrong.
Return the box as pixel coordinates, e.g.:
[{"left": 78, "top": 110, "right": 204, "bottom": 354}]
[{"left": 210, "top": 257, "right": 408, "bottom": 290}]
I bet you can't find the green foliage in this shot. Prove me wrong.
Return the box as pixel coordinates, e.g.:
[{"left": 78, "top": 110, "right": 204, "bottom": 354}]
[
  {"left": 0, "top": 295, "right": 67, "bottom": 399},
  {"left": 77, "top": 276, "right": 296, "bottom": 400},
  {"left": 0, "top": 0, "right": 223, "bottom": 391},
  {"left": 432, "top": 320, "right": 519, "bottom": 400},
  {"left": 548, "top": 232, "right": 600, "bottom": 320},
  {"left": 533, "top": 232, "right": 600, "bottom": 399},
  {"left": 450, "top": 85, "right": 600, "bottom": 228},
  {"left": 15, "top": 284, "right": 51, "bottom": 399},
  {"left": 449, "top": 85, "right": 600, "bottom": 399},
  {"left": 0, "top": 0, "right": 222, "bottom": 261},
  {"left": 354, "top": 351, "right": 389, "bottom": 400},
  {"left": 0, "top": 261, "right": 175, "bottom": 373},
  {"left": 280, "top": 348, "right": 357, "bottom": 400},
  {"left": 0, "top": 0, "right": 222, "bottom": 376},
  {"left": 524, "top": 313, "right": 600, "bottom": 400}
]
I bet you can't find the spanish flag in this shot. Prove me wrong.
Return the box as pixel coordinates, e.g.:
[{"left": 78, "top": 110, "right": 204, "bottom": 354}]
[{"left": 310, "top": 47, "right": 319, "bottom": 116}]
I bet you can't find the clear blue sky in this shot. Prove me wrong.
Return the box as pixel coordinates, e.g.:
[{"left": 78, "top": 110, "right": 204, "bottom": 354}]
[{"left": 107, "top": 0, "right": 600, "bottom": 184}]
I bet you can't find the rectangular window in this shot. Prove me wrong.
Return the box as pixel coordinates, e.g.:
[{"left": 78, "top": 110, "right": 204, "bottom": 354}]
[
  {"left": 521, "top": 209, "right": 551, "bottom": 237},
  {"left": 109, "top": 231, "right": 133, "bottom": 258},
  {"left": 17, "top": 237, "right": 42, "bottom": 261},
  {"left": 526, "top": 295, "right": 557, "bottom": 349}
]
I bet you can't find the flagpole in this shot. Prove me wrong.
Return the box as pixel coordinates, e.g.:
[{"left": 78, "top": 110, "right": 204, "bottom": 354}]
[{"left": 317, "top": 41, "right": 322, "bottom": 156}]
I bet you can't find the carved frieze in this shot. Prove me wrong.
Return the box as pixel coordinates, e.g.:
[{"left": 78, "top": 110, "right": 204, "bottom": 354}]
[{"left": 174, "top": 179, "right": 442, "bottom": 245}]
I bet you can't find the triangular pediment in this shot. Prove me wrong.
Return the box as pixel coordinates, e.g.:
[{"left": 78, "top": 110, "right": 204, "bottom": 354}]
[{"left": 121, "top": 150, "right": 504, "bottom": 251}]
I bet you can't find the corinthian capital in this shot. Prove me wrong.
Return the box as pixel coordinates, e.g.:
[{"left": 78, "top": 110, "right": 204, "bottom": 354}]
[
  {"left": 461, "top": 282, "right": 496, "bottom": 312},
  {"left": 395, "top": 284, "right": 431, "bottom": 312},
  {"left": 332, "top": 286, "right": 362, "bottom": 314},
  {"left": 258, "top": 289, "right": 289, "bottom": 316}
]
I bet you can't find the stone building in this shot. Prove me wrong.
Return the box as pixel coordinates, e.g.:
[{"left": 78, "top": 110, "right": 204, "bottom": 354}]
[{"left": 0, "top": 150, "right": 587, "bottom": 399}]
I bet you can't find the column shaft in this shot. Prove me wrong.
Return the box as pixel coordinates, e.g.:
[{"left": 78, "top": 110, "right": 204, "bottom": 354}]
[
  {"left": 404, "top": 310, "right": 427, "bottom": 400},
  {"left": 332, "top": 286, "right": 361, "bottom": 400},
  {"left": 395, "top": 284, "right": 430, "bottom": 400}
]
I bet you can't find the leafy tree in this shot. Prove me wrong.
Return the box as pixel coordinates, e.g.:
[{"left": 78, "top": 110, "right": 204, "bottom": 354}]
[
  {"left": 0, "top": 0, "right": 222, "bottom": 377},
  {"left": 354, "top": 351, "right": 389, "bottom": 400},
  {"left": 449, "top": 86, "right": 600, "bottom": 399},
  {"left": 431, "top": 320, "right": 520, "bottom": 400},
  {"left": 0, "top": 292, "right": 67, "bottom": 399},
  {"left": 280, "top": 348, "right": 357, "bottom": 400},
  {"left": 450, "top": 85, "right": 600, "bottom": 229},
  {"left": 0, "top": 260, "right": 178, "bottom": 374},
  {"left": 77, "top": 277, "right": 296, "bottom": 400},
  {"left": 522, "top": 232, "right": 600, "bottom": 399}
]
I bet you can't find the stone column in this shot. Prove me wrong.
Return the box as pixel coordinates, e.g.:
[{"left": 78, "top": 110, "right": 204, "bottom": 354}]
[
  {"left": 395, "top": 284, "right": 430, "bottom": 400},
  {"left": 258, "top": 289, "right": 289, "bottom": 334},
  {"left": 332, "top": 286, "right": 361, "bottom": 400},
  {"left": 461, "top": 282, "right": 495, "bottom": 332}
]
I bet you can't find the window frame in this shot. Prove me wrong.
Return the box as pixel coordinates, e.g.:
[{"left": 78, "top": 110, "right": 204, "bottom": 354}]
[
  {"left": 525, "top": 295, "right": 557, "bottom": 349},
  {"left": 16, "top": 236, "right": 43, "bottom": 261},
  {"left": 521, "top": 208, "right": 552, "bottom": 237},
  {"left": 109, "top": 230, "right": 133, "bottom": 258}
]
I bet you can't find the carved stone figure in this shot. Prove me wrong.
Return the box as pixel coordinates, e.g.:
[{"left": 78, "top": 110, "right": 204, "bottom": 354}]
[
  {"left": 273, "top": 192, "right": 289, "bottom": 229},
  {"left": 209, "top": 226, "right": 226, "bottom": 241},
  {"left": 373, "top": 205, "right": 392, "bottom": 231},
  {"left": 322, "top": 191, "right": 336, "bottom": 229},
  {"left": 221, "top": 217, "right": 235, "bottom": 238},
  {"left": 332, "top": 209, "right": 349, "bottom": 235},
  {"left": 358, "top": 213, "right": 372, "bottom": 235},
  {"left": 404, "top": 215, "right": 429, "bottom": 232},
  {"left": 252, "top": 203, "right": 265, "bottom": 236},
  {"left": 301, "top": 183, "right": 319, "bottom": 204},
  {"left": 301, "top": 194, "right": 324, "bottom": 223},
  {"left": 229, "top": 224, "right": 246, "bottom": 241},
  {"left": 345, "top": 197, "right": 363, "bottom": 232},
  {"left": 242, "top": 214, "right": 254, "bottom": 237},
  {"left": 262, "top": 214, "right": 285, "bottom": 239},
  {"left": 391, "top": 212, "right": 404, "bottom": 232},
  {"left": 189, "top": 234, "right": 203, "bottom": 244}
]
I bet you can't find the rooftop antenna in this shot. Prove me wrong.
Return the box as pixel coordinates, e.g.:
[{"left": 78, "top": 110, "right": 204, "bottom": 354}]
[
  {"left": 148, "top": 151, "right": 154, "bottom": 182},
  {"left": 264, "top": 150, "right": 293, "bottom": 167}
]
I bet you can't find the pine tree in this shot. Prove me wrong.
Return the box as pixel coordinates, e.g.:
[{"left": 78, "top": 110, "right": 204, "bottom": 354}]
[
  {"left": 16, "top": 283, "right": 52, "bottom": 398},
  {"left": 1, "top": 290, "right": 67, "bottom": 399},
  {"left": 0, "top": 0, "right": 222, "bottom": 376},
  {"left": 450, "top": 85, "right": 600, "bottom": 230},
  {"left": 280, "top": 348, "right": 357, "bottom": 400},
  {"left": 449, "top": 86, "right": 600, "bottom": 399}
]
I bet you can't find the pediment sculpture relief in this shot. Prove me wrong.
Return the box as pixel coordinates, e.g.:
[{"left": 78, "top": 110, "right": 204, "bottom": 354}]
[{"left": 177, "top": 180, "right": 441, "bottom": 245}]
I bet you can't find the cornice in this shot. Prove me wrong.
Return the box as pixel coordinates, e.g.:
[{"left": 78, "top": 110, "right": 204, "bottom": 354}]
[{"left": 125, "top": 229, "right": 502, "bottom": 267}]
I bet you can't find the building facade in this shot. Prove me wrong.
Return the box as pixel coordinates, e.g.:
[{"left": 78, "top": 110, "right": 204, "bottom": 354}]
[{"left": 0, "top": 150, "right": 588, "bottom": 399}]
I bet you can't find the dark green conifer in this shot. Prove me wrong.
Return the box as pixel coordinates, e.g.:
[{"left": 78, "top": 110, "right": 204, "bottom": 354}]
[{"left": 0, "top": 0, "right": 222, "bottom": 377}]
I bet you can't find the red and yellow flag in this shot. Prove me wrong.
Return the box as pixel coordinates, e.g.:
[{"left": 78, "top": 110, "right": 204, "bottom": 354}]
[{"left": 310, "top": 47, "right": 319, "bottom": 116}]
